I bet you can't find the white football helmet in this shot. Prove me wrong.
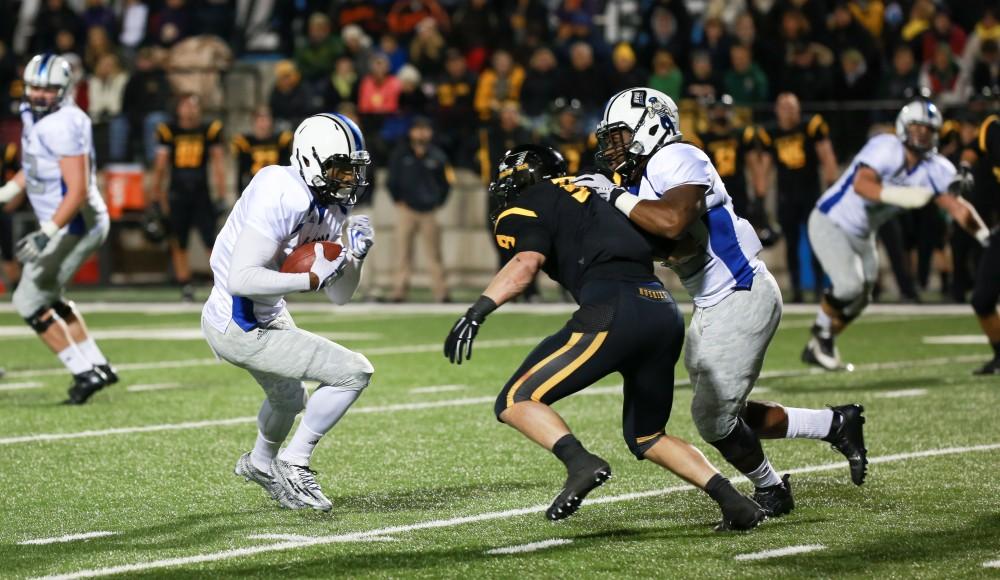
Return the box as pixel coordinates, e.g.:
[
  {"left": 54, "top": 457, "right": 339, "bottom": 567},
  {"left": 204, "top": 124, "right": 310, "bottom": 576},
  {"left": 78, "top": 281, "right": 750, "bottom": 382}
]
[
  {"left": 596, "top": 87, "right": 682, "bottom": 180},
  {"left": 291, "top": 113, "right": 371, "bottom": 206},
  {"left": 895, "top": 99, "right": 942, "bottom": 156},
  {"left": 23, "top": 53, "right": 73, "bottom": 116}
]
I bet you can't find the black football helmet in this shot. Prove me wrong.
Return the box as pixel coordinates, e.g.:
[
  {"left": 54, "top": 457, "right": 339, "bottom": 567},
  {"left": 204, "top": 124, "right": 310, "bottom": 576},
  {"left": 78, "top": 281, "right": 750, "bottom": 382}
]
[{"left": 488, "top": 144, "right": 568, "bottom": 225}]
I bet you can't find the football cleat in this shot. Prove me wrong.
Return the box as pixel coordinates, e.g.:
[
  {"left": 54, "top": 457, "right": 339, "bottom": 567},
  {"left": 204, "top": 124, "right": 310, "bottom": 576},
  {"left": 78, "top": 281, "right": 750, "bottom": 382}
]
[
  {"left": 234, "top": 452, "right": 303, "bottom": 508},
  {"left": 546, "top": 455, "right": 612, "bottom": 521},
  {"left": 715, "top": 494, "right": 767, "bottom": 532},
  {"left": 98, "top": 363, "right": 119, "bottom": 386},
  {"left": 753, "top": 474, "right": 794, "bottom": 517},
  {"left": 824, "top": 404, "right": 868, "bottom": 485},
  {"left": 270, "top": 459, "right": 333, "bottom": 512},
  {"left": 63, "top": 368, "right": 108, "bottom": 405},
  {"left": 801, "top": 325, "right": 852, "bottom": 371},
  {"left": 972, "top": 358, "right": 1000, "bottom": 375}
]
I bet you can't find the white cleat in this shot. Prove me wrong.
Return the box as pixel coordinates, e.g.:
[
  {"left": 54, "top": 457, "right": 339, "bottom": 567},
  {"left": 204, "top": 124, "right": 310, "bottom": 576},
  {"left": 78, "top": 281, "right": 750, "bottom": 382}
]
[
  {"left": 270, "top": 458, "right": 333, "bottom": 512},
  {"left": 801, "top": 327, "right": 851, "bottom": 372},
  {"left": 234, "top": 452, "right": 305, "bottom": 509}
]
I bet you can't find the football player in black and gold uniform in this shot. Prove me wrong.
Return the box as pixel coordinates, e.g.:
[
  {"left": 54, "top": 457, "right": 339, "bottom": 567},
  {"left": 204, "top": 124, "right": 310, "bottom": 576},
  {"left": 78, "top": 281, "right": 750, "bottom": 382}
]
[
  {"left": 150, "top": 93, "right": 227, "bottom": 301},
  {"left": 1, "top": 141, "right": 22, "bottom": 293},
  {"left": 689, "top": 94, "right": 759, "bottom": 220},
  {"left": 444, "top": 145, "right": 764, "bottom": 531},
  {"left": 962, "top": 112, "right": 1000, "bottom": 374},
  {"left": 755, "top": 93, "right": 839, "bottom": 302},
  {"left": 231, "top": 106, "right": 293, "bottom": 195}
]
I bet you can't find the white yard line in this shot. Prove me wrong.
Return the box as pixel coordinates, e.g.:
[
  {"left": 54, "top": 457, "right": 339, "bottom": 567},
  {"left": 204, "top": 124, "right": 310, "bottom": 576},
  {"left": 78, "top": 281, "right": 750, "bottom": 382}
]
[
  {"left": 33, "top": 442, "right": 1000, "bottom": 580},
  {"left": 0, "top": 328, "right": 380, "bottom": 342},
  {"left": 1, "top": 354, "right": 985, "bottom": 446},
  {"left": 125, "top": 383, "right": 182, "bottom": 393},
  {"left": 19, "top": 531, "right": 117, "bottom": 546},
  {"left": 248, "top": 533, "right": 395, "bottom": 543},
  {"left": 409, "top": 385, "right": 467, "bottom": 394},
  {"left": 983, "top": 559, "right": 1000, "bottom": 568},
  {"left": 487, "top": 539, "right": 573, "bottom": 555},
  {"left": 734, "top": 544, "right": 826, "bottom": 561},
  {"left": 0, "top": 381, "right": 44, "bottom": 391},
  {"left": 875, "top": 389, "right": 928, "bottom": 399},
  {"left": 922, "top": 335, "right": 988, "bottom": 345}
]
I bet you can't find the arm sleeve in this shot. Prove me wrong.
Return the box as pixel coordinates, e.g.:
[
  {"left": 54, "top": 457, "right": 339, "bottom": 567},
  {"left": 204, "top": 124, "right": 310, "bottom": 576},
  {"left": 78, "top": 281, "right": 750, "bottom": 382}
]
[
  {"left": 227, "top": 225, "right": 311, "bottom": 296},
  {"left": 323, "top": 230, "right": 364, "bottom": 305}
]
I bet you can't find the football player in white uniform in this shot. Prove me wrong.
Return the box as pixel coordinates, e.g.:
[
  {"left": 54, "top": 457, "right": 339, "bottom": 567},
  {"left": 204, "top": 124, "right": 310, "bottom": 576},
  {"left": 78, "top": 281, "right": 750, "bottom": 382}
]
[
  {"left": 578, "top": 87, "right": 869, "bottom": 517},
  {"left": 802, "top": 100, "right": 991, "bottom": 371},
  {"left": 0, "top": 54, "right": 116, "bottom": 404},
  {"left": 201, "top": 113, "right": 375, "bottom": 512}
]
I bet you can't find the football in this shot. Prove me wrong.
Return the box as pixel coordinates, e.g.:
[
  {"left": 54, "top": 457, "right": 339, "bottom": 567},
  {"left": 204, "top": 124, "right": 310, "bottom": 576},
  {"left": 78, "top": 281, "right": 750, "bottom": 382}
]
[{"left": 279, "top": 240, "right": 342, "bottom": 274}]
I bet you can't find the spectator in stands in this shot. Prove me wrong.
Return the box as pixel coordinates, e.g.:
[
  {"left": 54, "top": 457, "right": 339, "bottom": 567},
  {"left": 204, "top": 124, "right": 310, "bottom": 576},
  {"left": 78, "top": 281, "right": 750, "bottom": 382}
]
[
  {"left": 119, "top": 0, "right": 149, "bottom": 52},
  {"left": 324, "top": 55, "right": 360, "bottom": 111},
  {"left": 900, "top": 0, "right": 935, "bottom": 47},
  {"left": 734, "top": 10, "right": 781, "bottom": 85},
  {"left": 478, "top": 100, "right": 531, "bottom": 186},
  {"left": 123, "top": 47, "right": 171, "bottom": 163},
  {"left": 474, "top": 49, "right": 524, "bottom": 123},
  {"left": 269, "top": 60, "right": 317, "bottom": 129},
  {"left": 545, "top": 98, "right": 593, "bottom": 175},
  {"left": 409, "top": 18, "right": 447, "bottom": 79},
  {"left": 847, "top": 0, "right": 884, "bottom": 41},
  {"left": 32, "top": 0, "right": 84, "bottom": 54},
  {"left": 520, "top": 46, "right": 560, "bottom": 124},
  {"left": 779, "top": 41, "right": 835, "bottom": 103},
  {"left": 0, "top": 40, "right": 18, "bottom": 117},
  {"left": 683, "top": 50, "right": 721, "bottom": 101},
  {"left": 724, "top": 43, "right": 769, "bottom": 104},
  {"left": 89, "top": 53, "right": 129, "bottom": 163},
  {"left": 608, "top": 42, "right": 646, "bottom": 95},
  {"left": 826, "top": 0, "right": 879, "bottom": 68},
  {"left": 649, "top": 49, "right": 683, "bottom": 98},
  {"left": 558, "top": 42, "right": 604, "bottom": 123},
  {"left": 693, "top": 15, "right": 732, "bottom": 73},
  {"left": 971, "top": 39, "right": 1000, "bottom": 94},
  {"left": 834, "top": 48, "right": 878, "bottom": 153},
  {"left": 167, "top": 34, "right": 232, "bottom": 111},
  {"left": 295, "top": 13, "right": 343, "bottom": 92},
  {"left": 342, "top": 24, "right": 374, "bottom": 76},
  {"left": 921, "top": 44, "right": 964, "bottom": 104},
  {"left": 334, "top": 0, "right": 386, "bottom": 39},
  {"left": 507, "top": 0, "right": 551, "bottom": 51},
  {"left": 387, "top": 117, "right": 453, "bottom": 303},
  {"left": 150, "top": 0, "right": 194, "bottom": 48},
  {"left": 921, "top": 6, "right": 967, "bottom": 63},
  {"left": 434, "top": 48, "right": 477, "bottom": 168},
  {"left": 358, "top": 52, "right": 402, "bottom": 156},
  {"left": 84, "top": 25, "right": 115, "bottom": 72},
  {"left": 880, "top": 43, "right": 921, "bottom": 100},
  {"left": 451, "top": 0, "right": 501, "bottom": 57},
  {"left": 83, "top": 0, "right": 116, "bottom": 37},
  {"left": 388, "top": 0, "right": 449, "bottom": 41},
  {"left": 960, "top": 7, "right": 1000, "bottom": 78},
  {"left": 638, "top": 6, "right": 686, "bottom": 66},
  {"left": 379, "top": 34, "right": 408, "bottom": 74}
]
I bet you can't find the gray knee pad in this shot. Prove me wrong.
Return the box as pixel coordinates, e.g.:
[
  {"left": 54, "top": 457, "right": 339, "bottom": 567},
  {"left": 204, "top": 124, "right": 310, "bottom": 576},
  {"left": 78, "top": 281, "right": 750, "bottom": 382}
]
[{"left": 267, "top": 381, "right": 308, "bottom": 414}]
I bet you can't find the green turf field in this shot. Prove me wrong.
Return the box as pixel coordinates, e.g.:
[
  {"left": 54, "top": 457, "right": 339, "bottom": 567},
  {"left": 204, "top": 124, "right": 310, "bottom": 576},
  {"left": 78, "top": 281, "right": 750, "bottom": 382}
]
[{"left": 0, "top": 301, "right": 997, "bottom": 579}]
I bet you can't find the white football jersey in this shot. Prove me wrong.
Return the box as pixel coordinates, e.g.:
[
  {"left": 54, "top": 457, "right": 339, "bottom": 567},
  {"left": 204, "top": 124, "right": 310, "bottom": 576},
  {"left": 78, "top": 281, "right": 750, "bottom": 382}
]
[
  {"left": 816, "top": 133, "right": 955, "bottom": 238},
  {"left": 19, "top": 102, "right": 107, "bottom": 229},
  {"left": 634, "top": 142, "right": 764, "bottom": 307},
  {"left": 202, "top": 165, "right": 350, "bottom": 333}
]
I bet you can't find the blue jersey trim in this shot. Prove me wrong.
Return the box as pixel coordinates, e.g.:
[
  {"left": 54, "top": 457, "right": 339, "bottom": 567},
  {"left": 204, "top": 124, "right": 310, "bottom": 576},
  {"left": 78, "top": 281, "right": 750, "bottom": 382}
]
[
  {"left": 231, "top": 296, "right": 259, "bottom": 331},
  {"left": 819, "top": 164, "right": 859, "bottom": 214},
  {"left": 58, "top": 179, "right": 86, "bottom": 235},
  {"left": 705, "top": 206, "right": 754, "bottom": 290}
]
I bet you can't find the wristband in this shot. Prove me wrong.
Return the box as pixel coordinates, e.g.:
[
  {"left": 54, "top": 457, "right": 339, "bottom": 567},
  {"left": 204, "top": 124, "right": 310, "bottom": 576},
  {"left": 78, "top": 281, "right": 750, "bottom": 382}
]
[
  {"left": 0, "top": 180, "right": 23, "bottom": 203},
  {"left": 614, "top": 192, "right": 641, "bottom": 217},
  {"left": 468, "top": 295, "right": 498, "bottom": 322}
]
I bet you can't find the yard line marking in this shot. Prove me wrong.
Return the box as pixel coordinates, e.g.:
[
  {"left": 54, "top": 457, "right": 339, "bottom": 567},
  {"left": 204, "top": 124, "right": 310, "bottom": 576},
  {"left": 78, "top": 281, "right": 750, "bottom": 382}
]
[
  {"left": 487, "top": 539, "right": 573, "bottom": 555},
  {"left": 875, "top": 388, "right": 928, "bottom": 399},
  {"left": 126, "top": 383, "right": 182, "bottom": 393},
  {"left": 0, "top": 327, "right": 380, "bottom": 342},
  {"left": 248, "top": 534, "right": 395, "bottom": 543},
  {"left": 409, "top": 385, "right": 466, "bottom": 394},
  {"left": 734, "top": 544, "right": 826, "bottom": 561},
  {"left": 0, "top": 354, "right": 987, "bottom": 446},
  {"left": 984, "top": 559, "right": 1000, "bottom": 568},
  {"left": 19, "top": 531, "right": 117, "bottom": 546},
  {"left": 34, "top": 442, "right": 1000, "bottom": 580},
  {"left": 922, "top": 335, "right": 988, "bottom": 345},
  {"left": 0, "top": 381, "right": 44, "bottom": 391}
]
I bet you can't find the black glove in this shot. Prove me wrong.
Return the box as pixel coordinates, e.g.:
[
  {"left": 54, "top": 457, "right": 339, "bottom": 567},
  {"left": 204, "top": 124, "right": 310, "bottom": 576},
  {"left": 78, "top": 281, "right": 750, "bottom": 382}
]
[
  {"left": 947, "top": 163, "right": 975, "bottom": 197},
  {"left": 444, "top": 295, "right": 497, "bottom": 365}
]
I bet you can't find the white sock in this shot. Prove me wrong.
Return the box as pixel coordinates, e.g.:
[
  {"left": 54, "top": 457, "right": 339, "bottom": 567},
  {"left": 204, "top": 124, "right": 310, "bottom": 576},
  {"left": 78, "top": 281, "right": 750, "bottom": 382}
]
[
  {"left": 746, "top": 457, "right": 782, "bottom": 489},
  {"left": 785, "top": 407, "right": 834, "bottom": 439},
  {"left": 815, "top": 310, "right": 833, "bottom": 338},
  {"left": 278, "top": 386, "right": 362, "bottom": 467},
  {"left": 58, "top": 344, "right": 93, "bottom": 375},
  {"left": 252, "top": 399, "right": 297, "bottom": 474},
  {"left": 76, "top": 338, "right": 108, "bottom": 366}
]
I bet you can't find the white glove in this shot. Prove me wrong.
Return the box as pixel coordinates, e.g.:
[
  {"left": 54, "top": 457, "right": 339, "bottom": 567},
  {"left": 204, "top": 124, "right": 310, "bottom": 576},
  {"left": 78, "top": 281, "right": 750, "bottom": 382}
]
[
  {"left": 0, "top": 180, "right": 23, "bottom": 203},
  {"left": 572, "top": 173, "right": 619, "bottom": 199},
  {"left": 309, "top": 243, "right": 347, "bottom": 289},
  {"left": 16, "top": 220, "right": 59, "bottom": 262},
  {"left": 347, "top": 215, "right": 374, "bottom": 260},
  {"left": 975, "top": 226, "right": 991, "bottom": 248}
]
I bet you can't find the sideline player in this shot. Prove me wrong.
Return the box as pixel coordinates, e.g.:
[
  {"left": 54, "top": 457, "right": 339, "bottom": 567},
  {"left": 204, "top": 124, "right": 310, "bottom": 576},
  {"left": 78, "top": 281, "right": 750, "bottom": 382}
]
[
  {"left": 583, "top": 87, "right": 868, "bottom": 518},
  {"left": 150, "top": 93, "right": 227, "bottom": 302},
  {"left": 962, "top": 112, "right": 1000, "bottom": 375},
  {"left": 231, "top": 106, "right": 293, "bottom": 196},
  {"left": 0, "top": 54, "right": 116, "bottom": 403},
  {"left": 445, "top": 145, "right": 765, "bottom": 531},
  {"left": 801, "top": 100, "right": 991, "bottom": 371},
  {"left": 201, "top": 113, "right": 375, "bottom": 512}
]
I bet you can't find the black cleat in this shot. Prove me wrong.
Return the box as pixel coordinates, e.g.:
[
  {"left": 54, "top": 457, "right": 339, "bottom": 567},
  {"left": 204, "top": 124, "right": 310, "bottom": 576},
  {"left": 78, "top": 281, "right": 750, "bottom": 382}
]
[
  {"left": 824, "top": 404, "right": 868, "bottom": 485},
  {"left": 97, "top": 363, "right": 119, "bottom": 385},
  {"left": 973, "top": 358, "right": 1000, "bottom": 376},
  {"left": 715, "top": 494, "right": 767, "bottom": 532},
  {"left": 546, "top": 455, "right": 611, "bottom": 521},
  {"left": 753, "top": 474, "right": 794, "bottom": 517},
  {"left": 63, "top": 369, "right": 109, "bottom": 405}
]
